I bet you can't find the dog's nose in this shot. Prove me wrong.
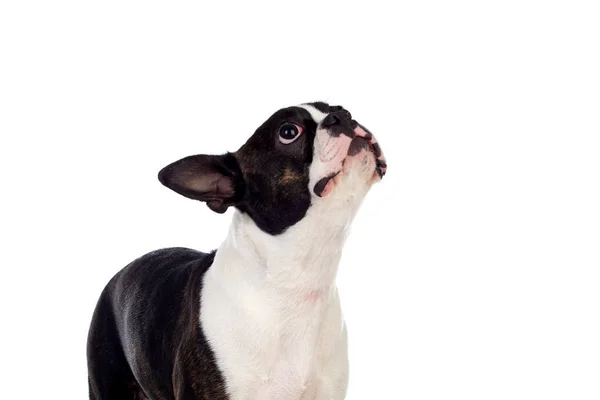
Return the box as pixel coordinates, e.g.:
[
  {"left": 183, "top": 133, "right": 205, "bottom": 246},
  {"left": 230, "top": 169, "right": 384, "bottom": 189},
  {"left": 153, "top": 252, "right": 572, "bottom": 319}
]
[{"left": 321, "top": 110, "right": 352, "bottom": 127}]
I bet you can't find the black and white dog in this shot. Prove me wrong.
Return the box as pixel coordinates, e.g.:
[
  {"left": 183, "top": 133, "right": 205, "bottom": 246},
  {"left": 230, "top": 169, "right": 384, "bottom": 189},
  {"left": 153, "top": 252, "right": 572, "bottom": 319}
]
[{"left": 87, "top": 102, "right": 387, "bottom": 400}]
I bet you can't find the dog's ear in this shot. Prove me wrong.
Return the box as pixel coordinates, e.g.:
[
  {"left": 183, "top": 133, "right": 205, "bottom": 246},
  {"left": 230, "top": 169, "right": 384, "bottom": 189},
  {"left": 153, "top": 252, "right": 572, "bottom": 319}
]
[{"left": 158, "top": 153, "right": 244, "bottom": 213}]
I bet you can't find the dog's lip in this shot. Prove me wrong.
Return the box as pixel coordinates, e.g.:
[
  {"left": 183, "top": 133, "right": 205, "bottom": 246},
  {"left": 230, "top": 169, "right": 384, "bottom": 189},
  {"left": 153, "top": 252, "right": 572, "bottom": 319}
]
[
  {"left": 352, "top": 123, "right": 386, "bottom": 179},
  {"left": 348, "top": 136, "right": 371, "bottom": 156},
  {"left": 314, "top": 171, "right": 340, "bottom": 197}
]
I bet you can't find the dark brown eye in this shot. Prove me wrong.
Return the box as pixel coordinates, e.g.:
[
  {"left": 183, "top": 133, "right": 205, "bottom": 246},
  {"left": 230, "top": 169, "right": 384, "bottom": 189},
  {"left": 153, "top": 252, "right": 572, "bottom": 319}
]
[{"left": 278, "top": 123, "right": 303, "bottom": 144}]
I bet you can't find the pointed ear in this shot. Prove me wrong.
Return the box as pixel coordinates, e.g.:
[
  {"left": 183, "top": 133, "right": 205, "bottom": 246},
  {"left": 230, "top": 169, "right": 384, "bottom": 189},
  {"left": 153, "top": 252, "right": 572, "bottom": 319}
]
[{"left": 158, "top": 153, "right": 244, "bottom": 213}]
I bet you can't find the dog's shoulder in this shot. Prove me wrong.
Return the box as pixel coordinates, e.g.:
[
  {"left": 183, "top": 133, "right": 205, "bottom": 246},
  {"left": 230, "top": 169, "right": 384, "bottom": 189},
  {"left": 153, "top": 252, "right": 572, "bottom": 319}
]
[
  {"left": 109, "top": 247, "right": 211, "bottom": 293},
  {"left": 103, "top": 247, "right": 227, "bottom": 397},
  {"left": 108, "top": 246, "right": 215, "bottom": 325}
]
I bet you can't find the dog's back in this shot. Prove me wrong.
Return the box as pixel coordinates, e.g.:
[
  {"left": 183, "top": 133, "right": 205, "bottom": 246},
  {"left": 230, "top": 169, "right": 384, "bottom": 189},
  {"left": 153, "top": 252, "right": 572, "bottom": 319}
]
[{"left": 86, "top": 247, "right": 228, "bottom": 399}]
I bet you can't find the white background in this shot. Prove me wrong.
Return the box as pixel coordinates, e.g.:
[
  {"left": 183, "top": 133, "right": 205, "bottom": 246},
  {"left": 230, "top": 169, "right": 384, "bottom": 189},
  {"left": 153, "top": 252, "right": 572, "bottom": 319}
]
[{"left": 1, "top": 1, "right": 599, "bottom": 399}]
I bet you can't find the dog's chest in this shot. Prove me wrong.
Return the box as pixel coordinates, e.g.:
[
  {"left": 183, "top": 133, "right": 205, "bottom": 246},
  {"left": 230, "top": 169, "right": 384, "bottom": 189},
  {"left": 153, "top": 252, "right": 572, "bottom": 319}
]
[{"left": 200, "top": 266, "right": 345, "bottom": 400}]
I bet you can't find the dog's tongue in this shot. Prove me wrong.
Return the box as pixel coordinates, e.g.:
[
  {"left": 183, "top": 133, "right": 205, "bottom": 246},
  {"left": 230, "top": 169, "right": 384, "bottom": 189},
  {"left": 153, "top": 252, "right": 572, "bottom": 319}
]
[{"left": 352, "top": 123, "right": 387, "bottom": 178}]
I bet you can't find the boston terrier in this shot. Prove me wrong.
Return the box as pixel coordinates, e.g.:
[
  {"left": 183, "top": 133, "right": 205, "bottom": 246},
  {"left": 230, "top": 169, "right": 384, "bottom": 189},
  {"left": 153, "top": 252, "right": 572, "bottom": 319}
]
[{"left": 87, "top": 102, "right": 387, "bottom": 400}]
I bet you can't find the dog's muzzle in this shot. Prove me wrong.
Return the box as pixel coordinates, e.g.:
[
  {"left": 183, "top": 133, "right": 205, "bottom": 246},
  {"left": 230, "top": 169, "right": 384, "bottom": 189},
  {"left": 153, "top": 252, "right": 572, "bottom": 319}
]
[{"left": 320, "top": 108, "right": 387, "bottom": 178}]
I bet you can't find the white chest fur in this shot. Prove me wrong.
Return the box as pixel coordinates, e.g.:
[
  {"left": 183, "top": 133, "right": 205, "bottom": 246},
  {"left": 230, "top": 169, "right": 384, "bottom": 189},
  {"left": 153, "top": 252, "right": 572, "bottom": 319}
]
[
  {"left": 200, "top": 187, "right": 368, "bottom": 399},
  {"left": 201, "top": 266, "right": 348, "bottom": 400}
]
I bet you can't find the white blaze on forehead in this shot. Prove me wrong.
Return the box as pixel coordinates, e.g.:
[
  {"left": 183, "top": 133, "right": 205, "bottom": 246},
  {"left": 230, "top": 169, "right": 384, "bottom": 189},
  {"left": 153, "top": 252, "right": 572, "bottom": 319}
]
[
  {"left": 299, "top": 104, "right": 327, "bottom": 124},
  {"left": 300, "top": 103, "right": 348, "bottom": 197}
]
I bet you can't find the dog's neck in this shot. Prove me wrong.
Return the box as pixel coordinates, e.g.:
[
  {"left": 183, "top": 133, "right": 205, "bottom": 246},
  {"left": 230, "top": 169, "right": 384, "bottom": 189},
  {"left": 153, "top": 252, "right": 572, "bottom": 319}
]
[{"left": 212, "top": 196, "right": 363, "bottom": 298}]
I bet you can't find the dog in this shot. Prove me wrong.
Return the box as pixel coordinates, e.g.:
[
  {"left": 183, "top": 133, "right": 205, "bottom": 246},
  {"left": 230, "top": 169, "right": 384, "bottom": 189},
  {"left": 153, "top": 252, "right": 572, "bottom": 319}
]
[{"left": 87, "top": 102, "right": 387, "bottom": 399}]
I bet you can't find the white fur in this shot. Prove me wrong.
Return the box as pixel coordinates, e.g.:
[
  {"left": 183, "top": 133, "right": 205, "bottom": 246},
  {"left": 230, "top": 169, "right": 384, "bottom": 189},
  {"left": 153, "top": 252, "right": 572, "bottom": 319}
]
[
  {"left": 299, "top": 104, "right": 327, "bottom": 123},
  {"left": 200, "top": 107, "right": 377, "bottom": 400}
]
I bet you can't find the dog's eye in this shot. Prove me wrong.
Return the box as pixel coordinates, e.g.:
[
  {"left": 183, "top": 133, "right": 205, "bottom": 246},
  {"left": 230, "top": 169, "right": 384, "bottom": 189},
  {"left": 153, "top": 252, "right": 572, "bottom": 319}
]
[{"left": 278, "top": 123, "right": 303, "bottom": 144}]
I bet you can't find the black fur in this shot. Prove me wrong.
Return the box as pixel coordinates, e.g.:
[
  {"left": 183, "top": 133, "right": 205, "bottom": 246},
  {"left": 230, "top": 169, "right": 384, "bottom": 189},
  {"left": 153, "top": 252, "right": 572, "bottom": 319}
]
[
  {"left": 233, "top": 106, "right": 317, "bottom": 234},
  {"left": 87, "top": 248, "right": 228, "bottom": 399},
  {"left": 159, "top": 105, "right": 326, "bottom": 235}
]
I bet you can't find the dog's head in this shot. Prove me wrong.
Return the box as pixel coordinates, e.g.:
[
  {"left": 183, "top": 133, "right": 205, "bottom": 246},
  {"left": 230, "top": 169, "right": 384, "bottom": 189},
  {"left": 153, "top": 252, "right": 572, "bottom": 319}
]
[{"left": 159, "top": 102, "right": 386, "bottom": 235}]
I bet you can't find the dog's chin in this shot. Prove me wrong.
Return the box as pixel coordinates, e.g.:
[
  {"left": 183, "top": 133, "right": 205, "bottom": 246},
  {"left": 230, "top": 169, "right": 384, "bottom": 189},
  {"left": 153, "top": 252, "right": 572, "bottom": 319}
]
[
  {"left": 348, "top": 136, "right": 385, "bottom": 180},
  {"left": 344, "top": 151, "right": 380, "bottom": 185}
]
